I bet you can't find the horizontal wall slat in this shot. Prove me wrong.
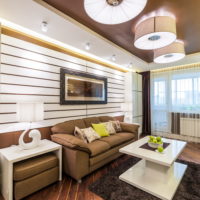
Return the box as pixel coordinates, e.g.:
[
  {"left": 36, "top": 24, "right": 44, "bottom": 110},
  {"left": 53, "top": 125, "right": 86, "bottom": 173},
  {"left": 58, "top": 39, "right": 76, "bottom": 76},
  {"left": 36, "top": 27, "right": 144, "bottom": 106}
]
[
  {"left": 1, "top": 44, "right": 87, "bottom": 72},
  {"left": 87, "top": 112, "right": 124, "bottom": 117},
  {"left": 87, "top": 107, "right": 120, "bottom": 115},
  {"left": 87, "top": 103, "right": 120, "bottom": 109},
  {"left": 0, "top": 113, "right": 16, "bottom": 124},
  {"left": 108, "top": 83, "right": 125, "bottom": 90},
  {"left": 0, "top": 94, "right": 59, "bottom": 102},
  {"left": 2, "top": 34, "right": 87, "bottom": 66},
  {"left": 107, "top": 93, "right": 124, "bottom": 98},
  {"left": 1, "top": 84, "right": 59, "bottom": 95},
  {"left": 87, "top": 67, "right": 124, "bottom": 81},
  {"left": 45, "top": 110, "right": 87, "bottom": 119},
  {"left": 44, "top": 104, "right": 86, "bottom": 111},
  {"left": 108, "top": 88, "right": 124, "bottom": 94},
  {"left": 2, "top": 54, "right": 59, "bottom": 73},
  {"left": 1, "top": 74, "right": 60, "bottom": 88},
  {"left": 88, "top": 68, "right": 124, "bottom": 81},
  {"left": 1, "top": 64, "right": 59, "bottom": 80},
  {"left": 87, "top": 61, "right": 125, "bottom": 77},
  {"left": 0, "top": 104, "right": 16, "bottom": 113}
]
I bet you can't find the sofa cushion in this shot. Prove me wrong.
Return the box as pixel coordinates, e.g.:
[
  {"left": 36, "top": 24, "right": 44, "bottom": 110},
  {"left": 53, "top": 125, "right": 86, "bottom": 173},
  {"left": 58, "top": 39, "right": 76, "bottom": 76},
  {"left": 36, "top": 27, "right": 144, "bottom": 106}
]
[
  {"left": 99, "top": 135, "right": 125, "bottom": 148},
  {"left": 51, "top": 134, "right": 90, "bottom": 153},
  {"left": 83, "top": 117, "right": 101, "bottom": 127},
  {"left": 120, "top": 122, "right": 140, "bottom": 134},
  {"left": 51, "top": 119, "right": 86, "bottom": 135},
  {"left": 99, "top": 116, "right": 114, "bottom": 122},
  {"left": 116, "top": 132, "right": 135, "bottom": 142},
  {"left": 13, "top": 154, "right": 58, "bottom": 181},
  {"left": 87, "top": 140, "right": 110, "bottom": 157}
]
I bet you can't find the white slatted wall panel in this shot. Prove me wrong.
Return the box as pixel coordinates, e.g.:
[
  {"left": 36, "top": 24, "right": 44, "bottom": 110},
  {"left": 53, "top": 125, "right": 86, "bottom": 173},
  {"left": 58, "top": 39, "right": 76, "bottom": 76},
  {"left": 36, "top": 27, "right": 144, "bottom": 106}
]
[{"left": 0, "top": 34, "right": 125, "bottom": 133}]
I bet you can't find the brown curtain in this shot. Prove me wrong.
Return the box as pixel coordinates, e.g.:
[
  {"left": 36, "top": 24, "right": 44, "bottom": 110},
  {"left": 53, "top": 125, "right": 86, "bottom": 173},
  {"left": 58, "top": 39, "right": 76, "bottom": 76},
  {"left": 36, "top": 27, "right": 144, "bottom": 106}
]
[{"left": 140, "top": 71, "right": 151, "bottom": 134}]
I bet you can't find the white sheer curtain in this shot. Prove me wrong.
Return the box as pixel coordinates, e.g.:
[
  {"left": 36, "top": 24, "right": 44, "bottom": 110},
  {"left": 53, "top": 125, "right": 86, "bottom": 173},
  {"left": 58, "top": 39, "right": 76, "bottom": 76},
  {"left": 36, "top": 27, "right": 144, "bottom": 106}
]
[{"left": 151, "top": 65, "right": 200, "bottom": 142}]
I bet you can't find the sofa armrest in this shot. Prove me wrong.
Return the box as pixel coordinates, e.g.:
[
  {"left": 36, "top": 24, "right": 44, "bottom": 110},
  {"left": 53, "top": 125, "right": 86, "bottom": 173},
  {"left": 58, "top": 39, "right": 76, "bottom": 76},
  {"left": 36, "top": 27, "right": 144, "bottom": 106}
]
[
  {"left": 51, "top": 134, "right": 91, "bottom": 154},
  {"left": 120, "top": 122, "right": 140, "bottom": 135}
]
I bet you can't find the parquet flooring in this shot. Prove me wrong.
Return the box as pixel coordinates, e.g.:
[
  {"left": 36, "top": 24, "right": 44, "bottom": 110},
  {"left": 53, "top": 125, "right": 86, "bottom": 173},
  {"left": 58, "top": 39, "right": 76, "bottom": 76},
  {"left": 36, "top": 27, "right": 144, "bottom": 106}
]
[{"left": 0, "top": 142, "right": 199, "bottom": 200}]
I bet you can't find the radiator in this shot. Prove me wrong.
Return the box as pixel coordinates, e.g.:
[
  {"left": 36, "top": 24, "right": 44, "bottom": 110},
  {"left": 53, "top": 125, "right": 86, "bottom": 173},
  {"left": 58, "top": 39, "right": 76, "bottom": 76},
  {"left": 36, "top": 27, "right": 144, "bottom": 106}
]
[{"left": 180, "top": 118, "right": 200, "bottom": 137}]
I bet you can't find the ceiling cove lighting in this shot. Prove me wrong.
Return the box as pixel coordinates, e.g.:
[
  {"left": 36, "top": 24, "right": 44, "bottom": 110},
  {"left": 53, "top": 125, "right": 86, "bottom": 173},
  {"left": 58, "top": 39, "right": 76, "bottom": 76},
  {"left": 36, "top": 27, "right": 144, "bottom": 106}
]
[
  {"left": 84, "top": 0, "right": 147, "bottom": 25},
  {"left": 154, "top": 40, "right": 185, "bottom": 64},
  {"left": 134, "top": 15, "right": 177, "bottom": 50},
  {"left": 0, "top": 18, "right": 130, "bottom": 72}
]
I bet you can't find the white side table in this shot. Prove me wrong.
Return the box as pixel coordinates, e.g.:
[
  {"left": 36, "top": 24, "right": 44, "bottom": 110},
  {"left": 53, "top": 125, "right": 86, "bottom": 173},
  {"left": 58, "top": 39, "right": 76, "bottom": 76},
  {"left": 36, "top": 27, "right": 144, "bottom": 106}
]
[{"left": 0, "top": 139, "right": 62, "bottom": 200}]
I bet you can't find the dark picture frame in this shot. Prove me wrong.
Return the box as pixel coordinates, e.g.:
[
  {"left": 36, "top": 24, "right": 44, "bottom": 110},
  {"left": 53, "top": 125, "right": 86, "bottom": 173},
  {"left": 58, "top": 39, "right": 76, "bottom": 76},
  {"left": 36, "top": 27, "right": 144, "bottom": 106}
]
[{"left": 60, "top": 68, "right": 107, "bottom": 105}]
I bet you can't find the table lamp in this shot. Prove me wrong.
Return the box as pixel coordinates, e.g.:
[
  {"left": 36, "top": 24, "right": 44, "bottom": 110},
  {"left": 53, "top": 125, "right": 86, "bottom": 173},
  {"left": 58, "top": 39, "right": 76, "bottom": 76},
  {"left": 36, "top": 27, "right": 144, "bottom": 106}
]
[
  {"left": 121, "top": 102, "right": 133, "bottom": 123},
  {"left": 17, "top": 102, "right": 44, "bottom": 150}
]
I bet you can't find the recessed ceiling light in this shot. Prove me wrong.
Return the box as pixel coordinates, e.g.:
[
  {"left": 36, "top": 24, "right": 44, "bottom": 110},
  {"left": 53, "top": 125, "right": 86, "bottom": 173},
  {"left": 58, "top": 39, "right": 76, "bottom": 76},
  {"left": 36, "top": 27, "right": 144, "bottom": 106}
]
[
  {"left": 154, "top": 40, "right": 185, "bottom": 63},
  {"left": 85, "top": 42, "right": 91, "bottom": 51},
  {"left": 128, "top": 62, "right": 133, "bottom": 68},
  {"left": 41, "top": 21, "right": 48, "bottom": 32},
  {"left": 134, "top": 15, "right": 176, "bottom": 50},
  {"left": 84, "top": 0, "right": 147, "bottom": 25},
  {"left": 111, "top": 54, "right": 116, "bottom": 62}
]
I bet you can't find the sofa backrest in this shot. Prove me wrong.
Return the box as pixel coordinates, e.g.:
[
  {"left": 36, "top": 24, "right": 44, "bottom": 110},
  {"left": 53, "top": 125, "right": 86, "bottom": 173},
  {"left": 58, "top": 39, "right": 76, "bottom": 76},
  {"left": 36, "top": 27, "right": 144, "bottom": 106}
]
[
  {"left": 98, "top": 116, "right": 114, "bottom": 122},
  {"left": 51, "top": 115, "right": 123, "bottom": 135},
  {"left": 51, "top": 119, "right": 86, "bottom": 135},
  {"left": 82, "top": 117, "right": 101, "bottom": 128}
]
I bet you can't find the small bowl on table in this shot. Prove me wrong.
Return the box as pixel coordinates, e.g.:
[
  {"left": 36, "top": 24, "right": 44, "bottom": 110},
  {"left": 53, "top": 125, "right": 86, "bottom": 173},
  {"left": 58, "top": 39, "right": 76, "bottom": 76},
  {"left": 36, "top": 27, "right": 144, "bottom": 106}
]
[{"left": 148, "top": 142, "right": 163, "bottom": 149}]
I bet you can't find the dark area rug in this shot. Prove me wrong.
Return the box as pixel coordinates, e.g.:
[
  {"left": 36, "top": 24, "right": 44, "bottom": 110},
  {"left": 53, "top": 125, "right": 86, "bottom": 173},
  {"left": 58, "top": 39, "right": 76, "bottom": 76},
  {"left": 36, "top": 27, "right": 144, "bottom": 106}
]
[{"left": 89, "top": 157, "right": 200, "bottom": 200}]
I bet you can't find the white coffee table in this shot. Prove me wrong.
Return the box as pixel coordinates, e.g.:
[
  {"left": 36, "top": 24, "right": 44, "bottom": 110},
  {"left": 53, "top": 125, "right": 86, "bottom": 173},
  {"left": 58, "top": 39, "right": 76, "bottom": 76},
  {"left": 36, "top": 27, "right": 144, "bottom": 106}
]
[{"left": 119, "top": 136, "right": 187, "bottom": 200}]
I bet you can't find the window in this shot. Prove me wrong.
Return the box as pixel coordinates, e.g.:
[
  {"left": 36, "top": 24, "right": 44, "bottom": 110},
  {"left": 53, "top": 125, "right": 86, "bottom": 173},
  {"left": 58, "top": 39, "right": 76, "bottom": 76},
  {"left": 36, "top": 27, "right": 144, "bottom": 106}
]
[
  {"left": 154, "top": 80, "right": 166, "bottom": 106},
  {"left": 172, "top": 77, "right": 200, "bottom": 111}
]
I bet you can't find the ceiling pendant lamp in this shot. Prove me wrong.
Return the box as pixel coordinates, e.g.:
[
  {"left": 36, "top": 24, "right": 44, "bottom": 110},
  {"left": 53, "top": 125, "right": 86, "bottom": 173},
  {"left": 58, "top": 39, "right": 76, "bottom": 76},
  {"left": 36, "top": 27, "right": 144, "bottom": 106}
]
[
  {"left": 154, "top": 40, "right": 185, "bottom": 64},
  {"left": 84, "top": 0, "right": 147, "bottom": 25},
  {"left": 134, "top": 15, "right": 177, "bottom": 50}
]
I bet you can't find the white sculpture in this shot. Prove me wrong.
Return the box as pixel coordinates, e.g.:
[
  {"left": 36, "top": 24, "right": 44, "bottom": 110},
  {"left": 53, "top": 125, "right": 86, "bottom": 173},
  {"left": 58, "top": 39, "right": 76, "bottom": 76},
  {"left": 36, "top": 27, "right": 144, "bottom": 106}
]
[
  {"left": 19, "top": 129, "right": 41, "bottom": 150},
  {"left": 17, "top": 102, "right": 44, "bottom": 150}
]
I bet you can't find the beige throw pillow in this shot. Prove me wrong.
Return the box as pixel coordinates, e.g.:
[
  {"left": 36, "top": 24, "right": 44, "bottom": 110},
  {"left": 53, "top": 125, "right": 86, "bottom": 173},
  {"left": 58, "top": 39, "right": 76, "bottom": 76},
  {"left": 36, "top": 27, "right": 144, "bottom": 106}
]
[
  {"left": 74, "top": 126, "right": 88, "bottom": 143},
  {"left": 74, "top": 126, "right": 100, "bottom": 143},
  {"left": 82, "top": 127, "right": 101, "bottom": 143},
  {"left": 103, "top": 122, "right": 116, "bottom": 135},
  {"left": 110, "top": 120, "right": 122, "bottom": 132}
]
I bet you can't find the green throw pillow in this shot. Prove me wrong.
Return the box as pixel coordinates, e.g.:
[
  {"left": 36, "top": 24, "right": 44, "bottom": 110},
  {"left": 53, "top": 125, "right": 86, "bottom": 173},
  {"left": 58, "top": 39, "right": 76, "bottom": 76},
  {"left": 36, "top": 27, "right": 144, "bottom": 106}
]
[{"left": 92, "top": 123, "right": 109, "bottom": 137}]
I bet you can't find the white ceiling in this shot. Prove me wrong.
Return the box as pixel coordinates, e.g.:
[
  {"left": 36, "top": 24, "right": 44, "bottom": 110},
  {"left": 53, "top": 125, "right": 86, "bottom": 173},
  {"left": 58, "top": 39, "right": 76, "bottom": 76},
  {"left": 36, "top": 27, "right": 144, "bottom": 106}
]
[
  {"left": 0, "top": 0, "right": 149, "bottom": 71},
  {"left": 0, "top": 0, "right": 199, "bottom": 72}
]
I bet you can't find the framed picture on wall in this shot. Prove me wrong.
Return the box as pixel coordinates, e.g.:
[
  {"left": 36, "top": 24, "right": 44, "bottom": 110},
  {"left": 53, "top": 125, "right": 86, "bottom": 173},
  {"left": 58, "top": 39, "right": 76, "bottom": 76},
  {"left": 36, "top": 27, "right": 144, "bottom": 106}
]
[{"left": 60, "top": 68, "right": 107, "bottom": 105}]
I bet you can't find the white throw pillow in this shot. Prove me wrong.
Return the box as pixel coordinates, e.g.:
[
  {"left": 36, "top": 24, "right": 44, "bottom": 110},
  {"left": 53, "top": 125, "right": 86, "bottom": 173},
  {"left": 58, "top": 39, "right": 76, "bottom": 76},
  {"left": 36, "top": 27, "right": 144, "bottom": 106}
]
[
  {"left": 74, "top": 126, "right": 100, "bottom": 143},
  {"left": 74, "top": 126, "right": 88, "bottom": 143},
  {"left": 103, "top": 122, "right": 116, "bottom": 135},
  {"left": 81, "top": 127, "right": 101, "bottom": 143}
]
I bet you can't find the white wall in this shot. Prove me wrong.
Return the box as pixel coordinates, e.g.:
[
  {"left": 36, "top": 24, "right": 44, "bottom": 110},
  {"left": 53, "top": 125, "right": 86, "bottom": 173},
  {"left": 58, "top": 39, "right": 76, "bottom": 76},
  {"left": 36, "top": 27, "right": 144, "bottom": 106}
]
[{"left": 0, "top": 34, "right": 126, "bottom": 133}]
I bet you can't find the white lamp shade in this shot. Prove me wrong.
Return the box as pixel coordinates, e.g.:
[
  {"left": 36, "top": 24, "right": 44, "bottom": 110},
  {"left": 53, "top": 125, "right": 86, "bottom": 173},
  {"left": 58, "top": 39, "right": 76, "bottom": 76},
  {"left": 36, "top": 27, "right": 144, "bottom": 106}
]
[
  {"left": 84, "top": 0, "right": 147, "bottom": 25},
  {"left": 154, "top": 40, "right": 185, "bottom": 64},
  {"left": 17, "top": 103, "right": 44, "bottom": 122},
  {"left": 134, "top": 16, "right": 176, "bottom": 50}
]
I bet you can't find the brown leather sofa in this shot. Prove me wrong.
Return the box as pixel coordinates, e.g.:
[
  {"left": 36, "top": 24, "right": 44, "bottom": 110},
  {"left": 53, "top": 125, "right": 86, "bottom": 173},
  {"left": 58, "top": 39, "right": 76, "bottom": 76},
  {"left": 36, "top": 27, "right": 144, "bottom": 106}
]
[{"left": 51, "top": 116, "right": 139, "bottom": 181}]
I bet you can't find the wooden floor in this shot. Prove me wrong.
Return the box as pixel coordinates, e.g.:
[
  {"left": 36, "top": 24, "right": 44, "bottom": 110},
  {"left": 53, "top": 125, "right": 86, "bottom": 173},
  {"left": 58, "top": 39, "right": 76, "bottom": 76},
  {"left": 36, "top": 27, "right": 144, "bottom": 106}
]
[{"left": 0, "top": 143, "right": 200, "bottom": 200}]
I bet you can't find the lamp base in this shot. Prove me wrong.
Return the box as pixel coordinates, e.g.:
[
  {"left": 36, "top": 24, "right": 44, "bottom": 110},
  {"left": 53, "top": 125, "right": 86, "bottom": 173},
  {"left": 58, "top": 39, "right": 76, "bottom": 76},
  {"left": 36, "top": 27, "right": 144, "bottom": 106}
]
[{"left": 19, "top": 129, "right": 41, "bottom": 150}]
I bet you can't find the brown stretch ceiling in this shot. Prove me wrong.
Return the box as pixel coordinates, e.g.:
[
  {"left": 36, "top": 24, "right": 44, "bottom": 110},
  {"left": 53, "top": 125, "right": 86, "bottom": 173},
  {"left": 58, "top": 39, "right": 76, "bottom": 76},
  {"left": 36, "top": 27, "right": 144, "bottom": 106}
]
[{"left": 42, "top": 0, "right": 200, "bottom": 63}]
